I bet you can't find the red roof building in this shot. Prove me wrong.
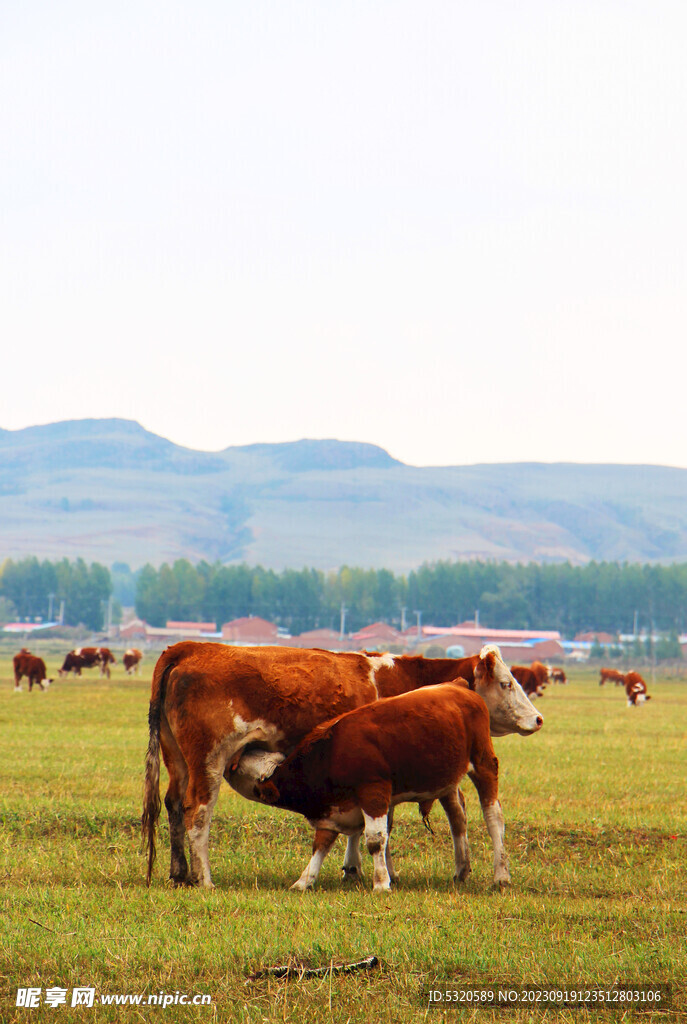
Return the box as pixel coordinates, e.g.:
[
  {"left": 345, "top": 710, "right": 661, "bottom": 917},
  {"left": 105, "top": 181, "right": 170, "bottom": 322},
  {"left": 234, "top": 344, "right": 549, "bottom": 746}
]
[{"left": 221, "top": 616, "right": 279, "bottom": 644}]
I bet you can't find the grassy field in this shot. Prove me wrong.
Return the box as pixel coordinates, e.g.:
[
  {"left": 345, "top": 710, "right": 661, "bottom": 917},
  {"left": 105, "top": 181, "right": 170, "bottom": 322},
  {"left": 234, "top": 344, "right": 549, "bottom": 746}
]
[{"left": 1, "top": 651, "right": 685, "bottom": 1022}]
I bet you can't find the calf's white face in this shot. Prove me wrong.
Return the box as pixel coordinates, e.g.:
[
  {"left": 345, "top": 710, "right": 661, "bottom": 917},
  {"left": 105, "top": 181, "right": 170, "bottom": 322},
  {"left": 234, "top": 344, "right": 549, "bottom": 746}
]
[
  {"left": 229, "top": 749, "right": 285, "bottom": 802},
  {"left": 474, "top": 644, "right": 543, "bottom": 737}
]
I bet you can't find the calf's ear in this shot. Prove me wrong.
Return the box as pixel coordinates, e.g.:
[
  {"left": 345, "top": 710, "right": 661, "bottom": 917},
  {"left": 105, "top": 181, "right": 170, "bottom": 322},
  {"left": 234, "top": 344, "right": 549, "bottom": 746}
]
[{"left": 255, "top": 780, "right": 280, "bottom": 804}]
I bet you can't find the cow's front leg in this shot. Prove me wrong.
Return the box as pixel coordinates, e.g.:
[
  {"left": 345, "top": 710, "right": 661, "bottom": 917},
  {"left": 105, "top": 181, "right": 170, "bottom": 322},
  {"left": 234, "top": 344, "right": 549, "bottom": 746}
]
[{"left": 291, "top": 828, "right": 338, "bottom": 891}]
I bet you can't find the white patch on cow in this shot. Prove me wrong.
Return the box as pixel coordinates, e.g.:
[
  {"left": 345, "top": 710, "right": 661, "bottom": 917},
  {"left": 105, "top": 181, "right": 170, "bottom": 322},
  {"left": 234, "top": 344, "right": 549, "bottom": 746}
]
[
  {"left": 73, "top": 648, "right": 82, "bottom": 657},
  {"left": 13, "top": 685, "right": 22, "bottom": 693},
  {"left": 365, "top": 653, "right": 395, "bottom": 693},
  {"left": 310, "top": 805, "right": 364, "bottom": 835},
  {"left": 637, "top": 693, "right": 647, "bottom": 703}
]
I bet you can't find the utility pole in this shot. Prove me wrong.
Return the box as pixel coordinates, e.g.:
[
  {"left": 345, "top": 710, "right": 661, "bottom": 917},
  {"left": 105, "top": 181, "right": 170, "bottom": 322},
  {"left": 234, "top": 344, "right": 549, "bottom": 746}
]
[
  {"left": 59, "top": 600, "right": 65, "bottom": 626},
  {"left": 414, "top": 610, "right": 422, "bottom": 639},
  {"left": 475, "top": 609, "right": 480, "bottom": 628},
  {"left": 339, "top": 602, "right": 348, "bottom": 640},
  {"left": 48, "top": 593, "right": 55, "bottom": 622},
  {"left": 633, "top": 609, "right": 638, "bottom": 638},
  {"left": 400, "top": 606, "right": 407, "bottom": 633}
]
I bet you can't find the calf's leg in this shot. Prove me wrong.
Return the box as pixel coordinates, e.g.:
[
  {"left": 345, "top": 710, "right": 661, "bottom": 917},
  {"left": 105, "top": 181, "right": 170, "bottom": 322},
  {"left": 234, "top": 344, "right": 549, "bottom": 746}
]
[
  {"left": 291, "top": 828, "right": 338, "bottom": 891},
  {"left": 358, "top": 782, "right": 393, "bottom": 893},
  {"left": 342, "top": 832, "right": 363, "bottom": 882},
  {"left": 439, "top": 786, "right": 471, "bottom": 882},
  {"left": 343, "top": 807, "right": 398, "bottom": 883}
]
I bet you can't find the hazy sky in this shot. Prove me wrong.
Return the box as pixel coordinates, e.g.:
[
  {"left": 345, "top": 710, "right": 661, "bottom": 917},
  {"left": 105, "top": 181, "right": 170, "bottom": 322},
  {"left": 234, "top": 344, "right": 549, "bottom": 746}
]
[{"left": 3, "top": 1, "right": 686, "bottom": 467}]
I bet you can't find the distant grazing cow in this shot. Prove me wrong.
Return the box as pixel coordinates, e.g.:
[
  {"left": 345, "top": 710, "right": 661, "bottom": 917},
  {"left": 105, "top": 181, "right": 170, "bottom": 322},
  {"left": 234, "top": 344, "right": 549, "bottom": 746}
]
[
  {"left": 98, "top": 647, "right": 116, "bottom": 678},
  {"left": 123, "top": 648, "right": 143, "bottom": 675},
  {"left": 624, "top": 671, "right": 651, "bottom": 706},
  {"left": 13, "top": 651, "right": 52, "bottom": 692},
  {"left": 247, "top": 682, "right": 510, "bottom": 892},
  {"left": 73, "top": 647, "right": 102, "bottom": 669},
  {"left": 511, "top": 665, "right": 546, "bottom": 698},
  {"left": 550, "top": 667, "right": 567, "bottom": 685},
  {"left": 599, "top": 667, "right": 625, "bottom": 687},
  {"left": 59, "top": 652, "right": 86, "bottom": 677},
  {"left": 142, "top": 642, "right": 542, "bottom": 888}
]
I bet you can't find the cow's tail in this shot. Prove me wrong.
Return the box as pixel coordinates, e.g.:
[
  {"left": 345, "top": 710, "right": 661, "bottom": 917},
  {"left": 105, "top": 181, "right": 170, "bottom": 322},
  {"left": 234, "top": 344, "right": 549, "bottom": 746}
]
[{"left": 142, "top": 650, "right": 177, "bottom": 886}]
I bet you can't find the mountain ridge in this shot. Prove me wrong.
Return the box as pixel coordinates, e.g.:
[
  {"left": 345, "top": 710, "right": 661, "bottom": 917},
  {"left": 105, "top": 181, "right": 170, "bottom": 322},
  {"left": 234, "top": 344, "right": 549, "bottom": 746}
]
[{"left": 1, "top": 418, "right": 686, "bottom": 571}]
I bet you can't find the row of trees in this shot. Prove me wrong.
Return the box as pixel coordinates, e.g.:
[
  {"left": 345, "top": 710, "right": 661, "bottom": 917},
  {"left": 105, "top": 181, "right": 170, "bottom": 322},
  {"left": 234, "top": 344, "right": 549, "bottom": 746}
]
[
  {"left": 134, "top": 557, "right": 687, "bottom": 637},
  {"left": 3, "top": 555, "right": 687, "bottom": 639},
  {"left": 0, "top": 557, "right": 112, "bottom": 631}
]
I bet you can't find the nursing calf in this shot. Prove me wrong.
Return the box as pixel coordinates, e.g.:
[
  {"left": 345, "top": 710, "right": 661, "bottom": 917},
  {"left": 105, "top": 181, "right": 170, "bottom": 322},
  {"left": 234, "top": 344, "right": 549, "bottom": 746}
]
[{"left": 251, "top": 683, "right": 509, "bottom": 892}]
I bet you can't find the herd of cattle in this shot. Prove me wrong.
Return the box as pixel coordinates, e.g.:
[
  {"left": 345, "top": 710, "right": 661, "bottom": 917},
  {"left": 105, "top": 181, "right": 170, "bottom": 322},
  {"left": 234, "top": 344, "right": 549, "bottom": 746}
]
[
  {"left": 9, "top": 640, "right": 654, "bottom": 893},
  {"left": 12, "top": 647, "right": 143, "bottom": 690},
  {"left": 140, "top": 643, "right": 652, "bottom": 895}
]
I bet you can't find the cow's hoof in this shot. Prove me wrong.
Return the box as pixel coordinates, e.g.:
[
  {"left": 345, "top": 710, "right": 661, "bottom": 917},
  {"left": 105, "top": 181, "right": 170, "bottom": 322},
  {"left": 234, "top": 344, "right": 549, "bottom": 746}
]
[
  {"left": 372, "top": 883, "right": 392, "bottom": 894},
  {"left": 290, "top": 880, "right": 313, "bottom": 892},
  {"left": 342, "top": 867, "right": 363, "bottom": 884},
  {"left": 454, "top": 865, "right": 471, "bottom": 883}
]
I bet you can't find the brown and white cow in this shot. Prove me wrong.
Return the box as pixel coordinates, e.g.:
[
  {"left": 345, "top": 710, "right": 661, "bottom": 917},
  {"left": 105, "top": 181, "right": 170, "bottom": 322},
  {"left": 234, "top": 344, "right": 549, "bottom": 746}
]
[
  {"left": 59, "top": 652, "right": 86, "bottom": 677},
  {"left": 624, "top": 671, "right": 651, "bottom": 706},
  {"left": 599, "top": 667, "right": 625, "bottom": 687},
  {"left": 13, "top": 651, "right": 53, "bottom": 692},
  {"left": 511, "top": 663, "right": 547, "bottom": 698},
  {"left": 550, "top": 667, "right": 567, "bottom": 685},
  {"left": 246, "top": 682, "right": 508, "bottom": 892},
  {"left": 123, "top": 648, "right": 143, "bottom": 675},
  {"left": 142, "top": 642, "right": 542, "bottom": 888}
]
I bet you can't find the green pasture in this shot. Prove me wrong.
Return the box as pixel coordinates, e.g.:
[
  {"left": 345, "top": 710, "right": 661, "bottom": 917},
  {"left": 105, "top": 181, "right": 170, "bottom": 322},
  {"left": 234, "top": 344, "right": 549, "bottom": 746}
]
[{"left": 1, "top": 652, "right": 685, "bottom": 1023}]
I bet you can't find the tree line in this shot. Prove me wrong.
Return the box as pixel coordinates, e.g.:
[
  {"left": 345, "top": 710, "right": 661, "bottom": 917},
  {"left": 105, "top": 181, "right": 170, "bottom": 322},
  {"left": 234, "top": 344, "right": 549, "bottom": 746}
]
[
  {"left": 0, "top": 557, "right": 112, "bottom": 631},
  {"left": 2, "top": 555, "right": 687, "bottom": 639}
]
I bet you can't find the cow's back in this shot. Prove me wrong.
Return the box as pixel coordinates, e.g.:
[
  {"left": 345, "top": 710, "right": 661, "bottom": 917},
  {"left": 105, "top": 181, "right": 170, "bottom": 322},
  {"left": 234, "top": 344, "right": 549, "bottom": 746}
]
[{"left": 157, "top": 642, "right": 381, "bottom": 752}]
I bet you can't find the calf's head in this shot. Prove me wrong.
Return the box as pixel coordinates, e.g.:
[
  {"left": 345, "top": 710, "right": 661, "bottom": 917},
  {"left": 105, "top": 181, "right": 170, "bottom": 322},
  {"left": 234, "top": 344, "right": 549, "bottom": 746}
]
[{"left": 473, "top": 644, "right": 543, "bottom": 737}]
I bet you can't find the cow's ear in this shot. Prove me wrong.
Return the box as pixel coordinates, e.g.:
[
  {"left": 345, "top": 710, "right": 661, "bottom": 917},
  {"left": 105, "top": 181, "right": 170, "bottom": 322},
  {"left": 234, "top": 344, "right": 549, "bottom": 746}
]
[
  {"left": 480, "top": 650, "right": 495, "bottom": 677},
  {"left": 255, "top": 780, "right": 280, "bottom": 804}
]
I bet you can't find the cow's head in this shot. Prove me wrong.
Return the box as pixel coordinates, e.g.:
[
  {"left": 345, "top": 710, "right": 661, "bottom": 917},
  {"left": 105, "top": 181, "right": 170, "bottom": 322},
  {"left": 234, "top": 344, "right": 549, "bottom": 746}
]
[{"left": 473, "top": 644, "right": 543, "bottom": 737}]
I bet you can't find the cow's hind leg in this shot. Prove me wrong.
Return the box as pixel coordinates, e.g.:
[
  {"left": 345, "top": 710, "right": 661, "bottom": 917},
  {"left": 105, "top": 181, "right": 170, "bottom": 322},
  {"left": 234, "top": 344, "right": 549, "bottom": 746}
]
[
  {"left": 184, "top": 767, "right": 222, "bottom": 889},
  {"left": 291, "top": 828, "right": 338, "bottom": 891},
  {"left": 468, "top": 754, "right": 510, "bottom": 888},
  {"left": 440, "top": 786, "right": 471, "bottom": 882},
  {"left": 160, "top": 726, "right": 190, "bottom": 885}
]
